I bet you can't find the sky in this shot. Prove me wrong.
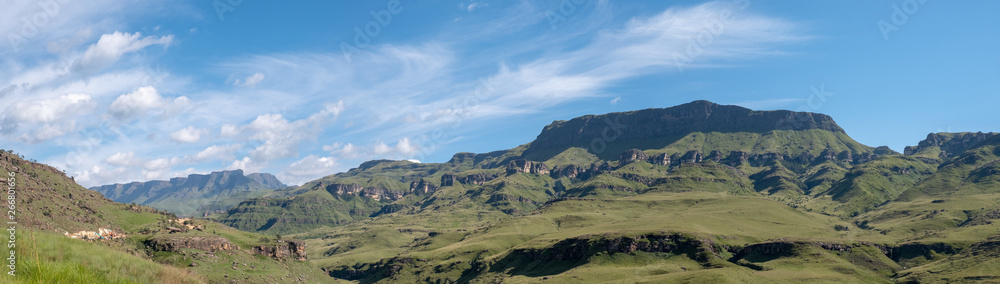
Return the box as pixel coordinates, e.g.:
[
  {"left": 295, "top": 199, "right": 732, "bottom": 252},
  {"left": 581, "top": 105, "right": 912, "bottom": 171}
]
[{"left": 1, "top": 0, "right": 998, "bottom": 187}]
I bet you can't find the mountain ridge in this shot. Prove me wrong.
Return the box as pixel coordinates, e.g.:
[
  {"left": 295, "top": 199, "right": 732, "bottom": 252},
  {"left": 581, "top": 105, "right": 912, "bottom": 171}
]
[{"left": 91, "top": 169, "right": 287, "bottom": 217}]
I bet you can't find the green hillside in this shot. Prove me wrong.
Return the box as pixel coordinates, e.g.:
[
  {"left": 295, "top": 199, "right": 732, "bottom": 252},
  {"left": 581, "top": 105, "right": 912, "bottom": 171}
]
[
  {"left": 207, "top": 101, "right": 1000, "bottom": 282},
  {"left": 0, "top": 149, "right": 329, "bottom": 283},
  {"left": 10, "top": 101, "right": 1000, "bottom": 283}
]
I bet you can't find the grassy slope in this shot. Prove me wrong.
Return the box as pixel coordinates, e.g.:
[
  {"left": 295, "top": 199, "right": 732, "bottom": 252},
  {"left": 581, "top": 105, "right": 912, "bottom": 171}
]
[
  {"left": 1, "top": 149, "right": 330, "bottom": 283},
  {"left": 210, "top": 125, "right": 998, "bottom": 282},
  {"left": 9, "top": 229, "right": 205, "bottom": 284}
]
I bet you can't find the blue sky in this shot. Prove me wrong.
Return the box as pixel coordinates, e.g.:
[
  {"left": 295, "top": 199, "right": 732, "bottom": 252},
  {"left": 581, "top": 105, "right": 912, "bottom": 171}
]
[{"left": 1, "top": 0, "right": 997, "bottom": 187}]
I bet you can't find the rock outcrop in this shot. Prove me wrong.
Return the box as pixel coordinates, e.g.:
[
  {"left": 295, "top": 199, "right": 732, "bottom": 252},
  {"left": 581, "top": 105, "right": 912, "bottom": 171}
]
[
  {"left": 506, "top": 159, "right": 550, "bottom": 175},
  {"left": 253, "top": 240, "right": 308, "bottom": 261},
  {"left": 146, "top": 236, "right": 238, "bottom": 252},
  {"left": 324, "top": 183, "right": 405, "bottom": 201},
  {"left": 619, "top": 149, "right": 648, "bottom": 165},
  {"left": 409, "top": 179, "right": 438, "bottom": 195}
]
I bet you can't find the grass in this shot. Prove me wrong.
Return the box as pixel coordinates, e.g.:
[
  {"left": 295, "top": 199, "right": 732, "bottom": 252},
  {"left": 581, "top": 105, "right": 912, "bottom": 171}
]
[{"left": 8, "top": 229, "right": 204, "bottom": 284}]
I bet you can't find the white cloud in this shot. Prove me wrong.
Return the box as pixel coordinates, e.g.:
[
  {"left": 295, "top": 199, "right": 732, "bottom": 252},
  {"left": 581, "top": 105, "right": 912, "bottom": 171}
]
[
  {"left": 466, "top": 2, "right": 486, "bottom": 11},
  {"left": 108, "top": 86, "right": 190, "bottom": 120},
  {"left": 73, "top": 31, "right": 174, "bottom": 74},
  {"left": 228, "top": 157, "right": 265, "bottom": 174},
  {"left": 104, "top": 152, "right": 143, "bottom": 167},
  {"left": 220, "top": 124, "right": 240, "bottom": 137},
  {"left": 169, "top": 126, "right": 208, "bottom": 143},
  {"left": 73, "top": 165, "right": 131, "bottom": 187},
  {"left": 281, "top": 155, "right": 338, "bottom": 185},
  {"left": 233, "top": 72, "right": 265, "bottom": 87},
  {"left": 232, "top": 101, "right": 344, "bottom": 162},
  {"left": 1, "top": 93, "right": 97, "bottom": 143},
  {"left": 193, "top": 144, "right": 241, "bottom": 161},
  {"left": 610, "top": 96, "right": 621, "bottom": 105},
  {"left": 142, "top": 157, "right": 181, "bottom": 180},
  {"left": 3, "top": 93, "right": 95, "bottom": 124}
]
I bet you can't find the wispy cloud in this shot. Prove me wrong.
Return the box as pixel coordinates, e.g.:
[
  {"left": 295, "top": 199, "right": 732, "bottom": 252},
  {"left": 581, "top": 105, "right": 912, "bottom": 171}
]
[{"left": 1, "top": 1, "right": 807, "bottom": 187}]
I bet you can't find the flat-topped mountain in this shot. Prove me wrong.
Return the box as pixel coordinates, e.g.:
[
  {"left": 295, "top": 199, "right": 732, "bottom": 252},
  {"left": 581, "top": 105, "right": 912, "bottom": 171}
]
[
  {"left": 92, "top": 169, "right": 287, "bottom": 217},
  {"left": 524, "top": 100, "right": 845, "bottom": 159}
]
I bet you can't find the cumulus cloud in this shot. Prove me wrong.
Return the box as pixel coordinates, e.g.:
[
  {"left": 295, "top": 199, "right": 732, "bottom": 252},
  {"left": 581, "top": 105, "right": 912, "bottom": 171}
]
[
  {"left": 104, "top": 152, "right": 143, "bottom": 167},
  {"left": 3, "top": 93, "right": 95, "bottom": 124},
  {"left": 1, "top": 93, "right": 97, "bottom": 142},
  {"left": 233, "top": 72, "right": 265, "bottom": 87},
  {"left": 73, "top": 31, "right": 174, "bottom": 74},
  {"left": 225, "top": 101, "right": 345, "bottom": 162},
  {"left": 227, "top": 157, "right": 266, "bottom": 174},
  {"left": 142, "top": 157, "right": 181, "bottom": 180},
  {"left": 169, "top": 126, "right": 208, "bottom": 143},
  {"left": 281, "top": 155, "right": 338, "bottom": 185},
  {"left": 73, "top": 165, "right": 130, "bottom": 187},
  {"left": 108, "top": 86, "right": 190, "bottom": 120}
]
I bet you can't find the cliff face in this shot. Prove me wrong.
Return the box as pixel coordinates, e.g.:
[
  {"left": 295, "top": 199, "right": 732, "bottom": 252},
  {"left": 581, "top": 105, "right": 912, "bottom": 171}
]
[
  {"left": 90, "top": 169, "right": 286, "bottom": 216},
  {"left": 904, "top": 132, "right": 999, "bottom": 157},
  {"left": 524, "top": 100, "right": 845, "bottom": 158},
  {"left": 506, "top": 159, "right": 550, "bottom": 175},
  {"left": 247, "top": 172, "right": 288, "bottom": 188},
  {"left": 324, "top": 183, "right": 407, "bottom": 201}
]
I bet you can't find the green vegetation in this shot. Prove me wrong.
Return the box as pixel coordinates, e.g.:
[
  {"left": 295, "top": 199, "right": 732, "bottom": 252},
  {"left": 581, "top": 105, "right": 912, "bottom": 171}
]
[
  {"left": 1, "top": 149, "right": 330, "bottom": 283},
  {"left": 9, "top": 229, "right": 204, "bottom": 284},
  {"left": 7, "top": 102, "right": 1000, "bottom": 283}
]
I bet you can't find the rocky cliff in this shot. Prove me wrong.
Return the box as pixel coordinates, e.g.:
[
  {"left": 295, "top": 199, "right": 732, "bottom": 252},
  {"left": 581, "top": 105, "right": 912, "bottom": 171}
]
[
  {"left": 253, "top": 240, "right": 308, "bottom": 261},
  {"left": 904, "top": 132, "right": 999, "bottom": 157}
]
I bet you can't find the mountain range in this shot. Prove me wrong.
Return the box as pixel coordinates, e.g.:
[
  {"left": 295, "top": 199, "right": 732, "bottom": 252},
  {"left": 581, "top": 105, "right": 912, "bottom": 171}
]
[
  {"left": 8, "top": 100, "right": 1000, "bottom": 283},
  {"left": 207, "top": 100, "right": 1000, "bottom": 283},
  {"left": 91, "top": 170, "right": 287, "bottom": 217}
]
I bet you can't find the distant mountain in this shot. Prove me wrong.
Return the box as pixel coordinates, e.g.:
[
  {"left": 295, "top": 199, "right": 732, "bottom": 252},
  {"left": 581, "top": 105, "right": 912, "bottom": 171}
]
[
  {"left": 92, "top": 169, "right": 287, "bottom": 217},
  {"left": 214, "top": 100, "right": 1000, "bottom": 283},
  {"left": 903, "top": 131, "right": 999, "bottom": 158}
]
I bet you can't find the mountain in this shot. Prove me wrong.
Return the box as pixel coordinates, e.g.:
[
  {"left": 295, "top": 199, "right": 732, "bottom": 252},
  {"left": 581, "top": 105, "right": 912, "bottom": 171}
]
[
  {"left": 209, "top": 101, "right": 1000, "bottom": 282},
  {"left": 220, "top": 100, "right": 883, "bottom": 234},
  {"left": 903, "top": 131, "right": 999, "bottom": 158},
  {"left": 92, "top": 169, "right": 287, "bottom": 217},
  {"left": 523, "top": 100, "right": 846, "bottom": 160},
  {"left": 1, "top": 149, "right": 329, "bottom": 283}
]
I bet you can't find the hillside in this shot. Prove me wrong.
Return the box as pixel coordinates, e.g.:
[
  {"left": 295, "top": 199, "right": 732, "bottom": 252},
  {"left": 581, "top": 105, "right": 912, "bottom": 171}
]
[
  {"left": 210, "top": 101, "right": 1000, "bottom": 282},
  {"left": 91, "top": 170, "right": 287, "bottom": 217},
  {"left": 0, "top": 150, "right": 329, "bottom": 283}
]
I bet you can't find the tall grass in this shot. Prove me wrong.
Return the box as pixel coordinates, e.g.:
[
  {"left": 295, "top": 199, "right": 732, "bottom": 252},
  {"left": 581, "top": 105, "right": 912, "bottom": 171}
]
[{"left": 8, "top": 229, "right": 204, "bottom": 284}]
